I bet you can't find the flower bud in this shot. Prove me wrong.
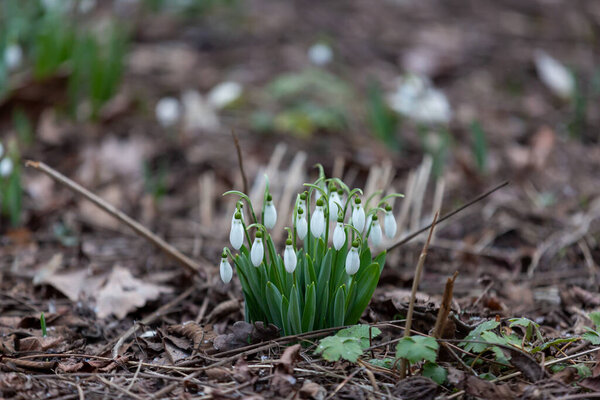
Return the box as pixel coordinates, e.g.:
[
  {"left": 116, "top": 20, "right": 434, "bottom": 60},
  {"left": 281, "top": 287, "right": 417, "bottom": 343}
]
[
  {"left": 311, "top": 199, "right": 325, "bottom": 237},
  {"left": 384, "top": 204, "right": 397, "bottom": 239},
  {"left": 332, "top": 220, "right": 345, "bottom": 250},
  {"left": 369, "top": 215, "right": 382, "bottom": 246},
  {"left": 328, "top": 190, "right": 341, "bottom": 222},
  {"left": 296, "top": 208, "right": 308, "bottom": 239},
  {"left": 0, "top": 158, "right": 13, "bottom": 177},
  {"left": 219, "top": 252, "right": 233, "bottom": 283},
  {"left": 229, "top": 212, "right": 244, "bottom": 250},
  {"left": 351, "top": 197, "right": 365, "bottom": 232},
  {"left": 345, "top": 241, "right": 360, "bottom": 275},
  {"left": 250, "top": 232, "right": 264, "bottom": 267},
  {"left": 283, "top": 243, "right": 297, "bottom": 273},
  {"left": 263, "top": 194, "right": 277, "bottom": 229}
]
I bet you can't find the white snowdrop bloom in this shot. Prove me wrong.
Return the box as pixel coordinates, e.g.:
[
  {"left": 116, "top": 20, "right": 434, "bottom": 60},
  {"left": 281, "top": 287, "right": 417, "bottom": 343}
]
[
  {"left": 263, "top": 195, "right": 277, "bottom": 229},
  {"left": 231, "top": 202, "right": 244, "bottom": 226},
  {"left": 328, "top": 190, "right": 341, "bottom": 222},
  {"left": 369, "top": 216, "right": 382, "bottom": 246},
  {"left": 332, "top": 221, "right": 346, "bottom": 250},
  {"left": 351, "top": 198, "right": 365, "bottom": 233},
  {"left": 250, "top": 233, "right": 264, "bottom": 267},
  {"left": 4, "top": 44, "right": 23, "bottom": 71},
  {"left": 296, "top": 209, "right": 308, "bottom": 240},
  {"left": 219, "top": 252, "right": 233, "bottom": 284},
  {"left": 207, "top": 81, "right": 242, "bottom": 109},
  {"left": 534, "top": 50, "right": 575, "bottom": 99},
  {"left": 310, "top": 199, "right": 326, "bottom": 237},
  {"left": 345, "top": 243, "right": 360, "bottom": 275},
  {"left": 384, "top": 206, "right": 397, "bottom": 239},
  {"left": 308, "top": 43, "right": 333, "bottom": 66},
  {"left": 229, "top": 212, "right": 244, "bottom": 250},
  {"left": 283, "top": 241, "right": 297, "bottom": 273},
  {"left": 0, "top": 158, "right": 13, "bottom": 177},
  {"left": 155, "top": 97, "right": 181, "bottom": 127},
  {"left": 387, "top": 74, "right": 451, "bottom": 125}
]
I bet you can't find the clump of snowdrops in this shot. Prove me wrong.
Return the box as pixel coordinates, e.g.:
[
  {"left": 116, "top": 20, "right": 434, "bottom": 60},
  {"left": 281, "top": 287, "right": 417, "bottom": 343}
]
[{"left": 218, "top": 167, "right": 403, "bottom": 335}]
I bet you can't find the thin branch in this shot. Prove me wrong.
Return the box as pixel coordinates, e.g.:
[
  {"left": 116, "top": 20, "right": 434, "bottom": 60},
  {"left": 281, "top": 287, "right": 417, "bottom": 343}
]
[
  {"left": 399, "top": 211, "right": 439, "bottom": 378},
  {"left": 25, "top": 160, "right": 201, "bottom": 274},
  {"left": 231, "top": 130, "right": 248, "bottom": 195},
  {"left": 387, "top": 181, "right": 509, "bottom": 252}
]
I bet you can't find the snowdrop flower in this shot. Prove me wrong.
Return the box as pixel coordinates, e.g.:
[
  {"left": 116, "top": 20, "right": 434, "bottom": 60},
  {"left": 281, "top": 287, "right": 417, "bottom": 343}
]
[
  {"left": 283, "top": 239, "right": 297, "bottom": 273},
  {"left": 534, "top": 50, "right": 575, "bottom": 99},
  {"left": 345, "top": 241, "right": 360, "bottom": 275},
  {"left": 308, "top": 43, "right": 333, "bottom": 66},
  {"left": 311, "top": 198, "right": 326, "bottom": 237},
  {"left": 229, "top": 212, "right": 244, "bottom": 250},
  {"left": 155, "top": 97, "right": 181, "bottom": 127},
  {"left": 250, "top": 231, "right": 264, "bottom": 267},
  {"left": 351, "top": 197, "right": 365, "bottom": 233},
  {"left": 384, "top": 204, "right": 397, "bottom": 239},
  {"left": 219, "top": 251, "right": 233, "bottom": 283},
  {"left": 328, "top": 188, "right": 341, "bottom": 222},
  {"left": 369, "top": 216, "right": 382, "bottom": 246},
  {"left": 207, "top": 81, "right": 243, "bottom": 109},
  {"left": 4, "top": 44, "right": 23, "bottom": 71},
  {"left": 263, "top": 194, "right": 277, "bottom": 229},
  {"left": 0, "top": 158, "right": 13, "bottom": 177},
  {"left": 332, "top": 218, "right": 346, "bottom": 250},
  {"left": 296, "top": 208, "right": 308, "bottom": 240},
  {"left": 387, "top": 74, "right": 451, "bottom": 124},
  {"left": 231, "top": 201, "right": 244, "bottom": 226}
]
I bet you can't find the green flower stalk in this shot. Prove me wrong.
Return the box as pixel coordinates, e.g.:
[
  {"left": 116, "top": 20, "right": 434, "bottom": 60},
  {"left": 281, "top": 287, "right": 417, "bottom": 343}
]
[{"left": 219, "top": 170, "right": 403, "bottom": 335}]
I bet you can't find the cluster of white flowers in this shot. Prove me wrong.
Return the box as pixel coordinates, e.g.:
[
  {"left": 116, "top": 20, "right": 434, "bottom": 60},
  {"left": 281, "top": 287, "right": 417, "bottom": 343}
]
[
  {"left": 386, "top": 74, "right": 452, "bottom": 125},
  {"left": 0, "top": 143, "right": 14, "bottom": 178},
  {"left": 219, "top": 183, "right": 400, "bottom": 283}
]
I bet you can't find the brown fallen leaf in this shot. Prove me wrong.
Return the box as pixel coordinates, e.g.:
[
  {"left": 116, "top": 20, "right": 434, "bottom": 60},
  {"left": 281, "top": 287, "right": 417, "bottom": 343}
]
[
  {"left": 95, "top": 265, "right": 173, "bottom": 319},
  {"left": 18, "top": 336, "right": 64, "bottom": 352},
  {"left": 393, "top": 376, "right": 439, "bottom": 400},
  {"left": 502, "top": 347, "right": 546, "bottom": 382},
  {"left": 168, "top": 322, "right": 216, "bottom": 351},
  {"left": 529, "top": 125, "right": 555, "bottom": 170},
  {"left": 299, "top": 380, "right": 326, "bottom": 400},
  {"left": 278, "top": 344, "right": 301, "bottom": 375},
  {"left": 272, "top": 344, "right": 302, "bottom": 397},
  {"left": 462, "top": 376, "right": 521, "bottom": 400},
  {"left": 205, "top": 367, "right": 231, "bottom": 382},
  {"left": 57, "top": 361, "right": 85, "bottom": 373}
]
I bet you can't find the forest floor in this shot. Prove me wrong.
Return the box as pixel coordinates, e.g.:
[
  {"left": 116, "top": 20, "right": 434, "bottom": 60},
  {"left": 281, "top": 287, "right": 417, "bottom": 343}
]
[{"left": 1, "top": 0, "right": 600, "bottom": 398}]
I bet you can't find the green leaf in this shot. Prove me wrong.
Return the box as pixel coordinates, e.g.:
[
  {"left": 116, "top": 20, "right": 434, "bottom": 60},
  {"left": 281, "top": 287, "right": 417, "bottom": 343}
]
[
  {"left": 288, "top": 285, "right": 302, "bottom": 334},
  {"left": 395, "top": 336, "right": 439, "bottom": 364},
  {"left": 337, "top": 325, "right": 381, "bottom": 349},
  {"left": 423, "top": 362, "right": 446, "bottom": 385},
  {"left": 302, "top": 282, "right": 316, "bottom": 332},
  {"left": 590, "top": 312, "right": 600, "bottom": 330},
  {"left": 314, "top": 335, "right": 363, "bottom": 362},
  {"left": 280, "top": 296, "right": 291, "bottom": 336},
  {"left": 532, "top": 337, "right": 579, "bottom": 353},
  {"left": 368, "top": 358, "right": 394, "bottom": 369},
  {"left": 508, "top": 317, "right": 543, "bottom": 342},
  {"left": 333, "top": 285, "right": 346, "bottom": 327},
  {"left": 583, "top": 328, "right": 600, "bottom": 345},
  {"left": 266, "top": 282, "right": 283, "bottom": 329},
  {"left": 345, "top": 263, "right": 380, "bottom": 325},
  {"left": 460, "top": 320, "right": 500, "bottom": 353}
]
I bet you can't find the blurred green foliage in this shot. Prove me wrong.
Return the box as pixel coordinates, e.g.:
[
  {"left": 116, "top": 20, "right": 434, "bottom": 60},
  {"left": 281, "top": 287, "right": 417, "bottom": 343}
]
[
  {"left": 470, "top": 120, "right": 488, "bottom": 174},
  {"left": 367, "top": 80, "right": 400, "bottom": 151}
]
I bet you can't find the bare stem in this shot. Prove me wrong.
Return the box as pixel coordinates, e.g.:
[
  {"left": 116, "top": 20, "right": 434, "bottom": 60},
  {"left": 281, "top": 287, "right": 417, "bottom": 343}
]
[
  {"left": 25, "top": 160, "right": 201, "bottom": 274},
  {"left": 231, "top": 129, "right": 248, "bottom": 195},
  {"left": 399, "top": 211, "right": 439, "bottom": 379}
]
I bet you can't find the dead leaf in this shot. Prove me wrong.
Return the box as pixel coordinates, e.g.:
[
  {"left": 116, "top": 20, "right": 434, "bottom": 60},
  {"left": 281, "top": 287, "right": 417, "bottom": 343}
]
[
  {"left": 299, "top": 380, "right": 326, "bottom": 400},
  {"left": 57, "top": 361, "right": 85, "bottom": 373},
  {"left": 163, "top": 340, "right": 190, "bottom": 364},
  {"left": 213, "top": 321, "right": 253, "bottom": 352},
  {"left": 278, "top": 344, "right": 301, "bottom": 375},
  {"left": 393, "top": 376, "right": 439, "bottom": 400},
  {"left": 168, "top": 322, "right": 216, "bottom": 351},
  {"left": 205, "top": 367, "right": 231, "bottom": 382},
  {"left": 529, "top": 126, "right": 555, "bottom": 170},
  {"left": 95, "top": 265, "right": 173, "bottom": 319},
  {"left": 18, "top": 336, "right": 64, "bottom": 352},
  {"left": 206, "top": 299, "right": 240, "bottom": 322},
  {"left": 232, "top": 358, "right": 254, "bottom": 383},
  {"left": 462, "top": 376, "right": 521, "bottom": 400},
  {"left": 503, "top": 347, "right": 546, "bottom": 382}
]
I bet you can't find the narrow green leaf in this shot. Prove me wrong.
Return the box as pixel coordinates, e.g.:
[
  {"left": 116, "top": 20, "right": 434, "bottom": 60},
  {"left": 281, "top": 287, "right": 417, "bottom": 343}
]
[
  {"left": 280, "top": 296, "right": 290, "bottom": 336},
  {"left": 266, "top": 282, "right": 284, "bottom": 329},
  {"left": 345, "top": 263, "right": 380, "bottom": 325},
  {"left": 333, "top": 285, "right": 346, "bottom": 327},
  {"left": 302, "top": 282, "right": 316, "bottom": 332},
  {"left": 288, "top": 285, "right": 302, "bottom": 334}
]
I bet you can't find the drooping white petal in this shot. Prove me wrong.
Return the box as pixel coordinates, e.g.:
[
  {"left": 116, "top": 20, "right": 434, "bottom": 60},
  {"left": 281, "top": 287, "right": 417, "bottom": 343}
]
[
  {"left": 308, "top": 43, "right": 333, "bottom": 66},
  {"left": 534, "top": 50, "right": 575, "bottom": 99},
  {"left": 264, "top": 201, "right": 277, "bottom": 229},
  {"left": 384, "top": 211, "right": 397, "bottom": 239},
  {"left": 296, "top": 215, "right": 308, "bottom": 239},
  {"left": 0, "top": 158, "right": 13, "bottom": 177},
  {"left": 207, "top": 81, "right": 242, "bottom": 109},
  {"left": 345, "top": 247, "right": 360, "bottom": 275},
  {"left": 283, "top": 245, "right": 297, "bottom": 273},
  {"left": 333, "top": 222, "right": 346, "bottom": 250},
  {"left": 352, "top": 205, "right": 365, "bottom": 232},
  {"left": 370, "top": 221, "right": 382, "bottom": 246},
  {"left": 328, "top": 192, "right": 340, "bottom": 222},
  {"left": 310, "top": 206, "right": 325, "bottom": 237},
  {"left": 250, "top": 238, "right": 264, "bottom": 267},
  {"left": 220, "top": 258, "right": 233, "bottom": 283},
  {"left": 229, "top": 219, "right": 244, "bottom": 250}
]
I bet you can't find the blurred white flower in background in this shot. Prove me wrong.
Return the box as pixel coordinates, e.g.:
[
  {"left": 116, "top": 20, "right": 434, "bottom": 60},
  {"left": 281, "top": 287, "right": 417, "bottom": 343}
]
[
  {"left": 0, "top": 158, "right": 13, "bottom": 177},
  {"left": 308, "top": 43, "right": 333, "bottom": 66},
  {"left": 182, "top": 90, "right": 220, "bottom": 132},
  {"left": 4, "top": 44, "right": 23, "bottom": 71},
  {"left": 386, "top": 74, "right": 452, "bottom": 124},
  {"left": 207, "top": 81, "right": 242, "bottom": 109},
  {"left": 155, "top": 97, "right": 181, "bottom": 127},
  {"left": 534, "top": 50, "right": 574, "bottom": 100}
]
